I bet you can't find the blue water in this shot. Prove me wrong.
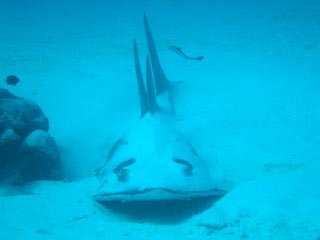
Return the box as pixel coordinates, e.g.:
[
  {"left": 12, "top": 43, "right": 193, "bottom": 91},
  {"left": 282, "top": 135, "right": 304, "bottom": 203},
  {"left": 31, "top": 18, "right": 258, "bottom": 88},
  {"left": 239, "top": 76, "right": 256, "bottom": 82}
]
[{"left": 0, "top": 0, "right": 319, "bottom": 239}]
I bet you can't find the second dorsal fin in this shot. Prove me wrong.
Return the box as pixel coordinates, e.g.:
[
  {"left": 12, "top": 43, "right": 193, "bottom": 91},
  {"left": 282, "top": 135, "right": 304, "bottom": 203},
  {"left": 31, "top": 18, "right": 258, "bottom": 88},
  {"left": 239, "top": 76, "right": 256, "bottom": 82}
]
[
  {"left": 133, "top": 40, "right": 159, "bottom": 117},
  {"left": 133, "top": 39, "right": 148, "bottom": 117}
]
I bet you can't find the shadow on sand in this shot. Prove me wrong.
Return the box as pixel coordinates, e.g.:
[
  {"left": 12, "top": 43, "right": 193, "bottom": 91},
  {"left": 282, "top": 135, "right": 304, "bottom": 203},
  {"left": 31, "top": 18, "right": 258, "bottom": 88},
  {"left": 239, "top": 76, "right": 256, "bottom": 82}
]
[{"left": 98, "top": 196, "right": 222, "bottom": 224}]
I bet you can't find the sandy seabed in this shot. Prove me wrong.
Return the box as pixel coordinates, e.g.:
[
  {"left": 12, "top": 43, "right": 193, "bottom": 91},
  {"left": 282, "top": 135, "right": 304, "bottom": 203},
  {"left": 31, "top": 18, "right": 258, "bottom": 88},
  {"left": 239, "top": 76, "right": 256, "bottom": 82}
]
[{"left": 0, "top": 0, "right": 319, "bottom": 239}]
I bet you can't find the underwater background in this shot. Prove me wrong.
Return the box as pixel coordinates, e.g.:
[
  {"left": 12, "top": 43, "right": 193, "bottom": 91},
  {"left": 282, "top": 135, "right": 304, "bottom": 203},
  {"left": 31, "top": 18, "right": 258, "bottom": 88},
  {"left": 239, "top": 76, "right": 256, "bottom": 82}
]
[{"left": 0, "top": 0, "right": 320, "bottom": 239}]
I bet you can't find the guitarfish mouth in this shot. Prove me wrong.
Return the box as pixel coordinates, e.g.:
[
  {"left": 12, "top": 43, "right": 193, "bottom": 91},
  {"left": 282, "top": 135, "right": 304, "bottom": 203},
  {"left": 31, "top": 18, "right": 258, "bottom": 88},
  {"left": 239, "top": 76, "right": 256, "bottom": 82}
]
[
  {"left": 94, "top": 187, "right": 226, "bottom": 202},
  {"left": 95, "top": 187, "right": 225, "bottom": 221}
]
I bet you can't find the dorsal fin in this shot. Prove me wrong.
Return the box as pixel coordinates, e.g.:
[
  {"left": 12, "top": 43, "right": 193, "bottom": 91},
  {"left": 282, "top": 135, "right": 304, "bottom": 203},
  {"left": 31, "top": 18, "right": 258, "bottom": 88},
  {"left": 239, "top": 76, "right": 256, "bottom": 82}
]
[
  {"left": 145, "top": 55, "right": 159, "bottom": 113},
  {"left": 133, "top": 39, "right": 148, "bottom": 117},
  {"left": 144, "top": 14, "right": 169, "bottom": 95}
]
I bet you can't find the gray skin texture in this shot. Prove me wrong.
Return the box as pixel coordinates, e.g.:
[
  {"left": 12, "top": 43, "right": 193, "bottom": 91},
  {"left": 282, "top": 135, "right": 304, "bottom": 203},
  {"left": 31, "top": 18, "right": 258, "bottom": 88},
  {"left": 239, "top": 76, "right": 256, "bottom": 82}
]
[{"left": 0, "top": 88, "right": 60, "bottom": 184}]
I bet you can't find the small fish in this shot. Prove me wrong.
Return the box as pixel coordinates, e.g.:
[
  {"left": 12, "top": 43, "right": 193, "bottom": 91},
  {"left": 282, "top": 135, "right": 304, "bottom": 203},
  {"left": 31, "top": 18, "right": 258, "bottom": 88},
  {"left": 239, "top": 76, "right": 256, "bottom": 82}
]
[
  {"left": 6, "top": 75, "right": 20, "bottom": 86},
  {"left": 168, "top": 46, "right": 204, "bottom": 61}
]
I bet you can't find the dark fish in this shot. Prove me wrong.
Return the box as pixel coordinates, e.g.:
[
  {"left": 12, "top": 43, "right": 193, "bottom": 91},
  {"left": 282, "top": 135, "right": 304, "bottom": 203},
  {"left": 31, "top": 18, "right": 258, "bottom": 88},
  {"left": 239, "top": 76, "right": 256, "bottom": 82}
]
[
  {"left": 6, "top": 75, "right": 20, "bottom": 86},
  {"left": 168, "top": 46, "right": 204, "bottom": 61}
]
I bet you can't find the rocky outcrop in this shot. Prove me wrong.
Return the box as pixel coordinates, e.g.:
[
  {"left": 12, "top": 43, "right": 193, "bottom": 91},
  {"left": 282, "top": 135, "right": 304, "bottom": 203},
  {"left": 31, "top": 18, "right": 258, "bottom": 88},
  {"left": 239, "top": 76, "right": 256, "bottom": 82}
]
[{"left": 0, "top": 88, "right": 60, "bottom": 184}]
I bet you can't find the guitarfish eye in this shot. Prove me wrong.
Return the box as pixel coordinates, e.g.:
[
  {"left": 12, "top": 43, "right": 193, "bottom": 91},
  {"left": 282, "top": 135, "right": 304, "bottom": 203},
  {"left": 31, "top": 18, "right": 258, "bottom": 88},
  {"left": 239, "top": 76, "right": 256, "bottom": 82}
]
[
  {"left": 173, "top": 157, "right": 193, "bottom": 176},
  {"left": 113, "top": 158, "right": 136, "bottom": 182}
]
